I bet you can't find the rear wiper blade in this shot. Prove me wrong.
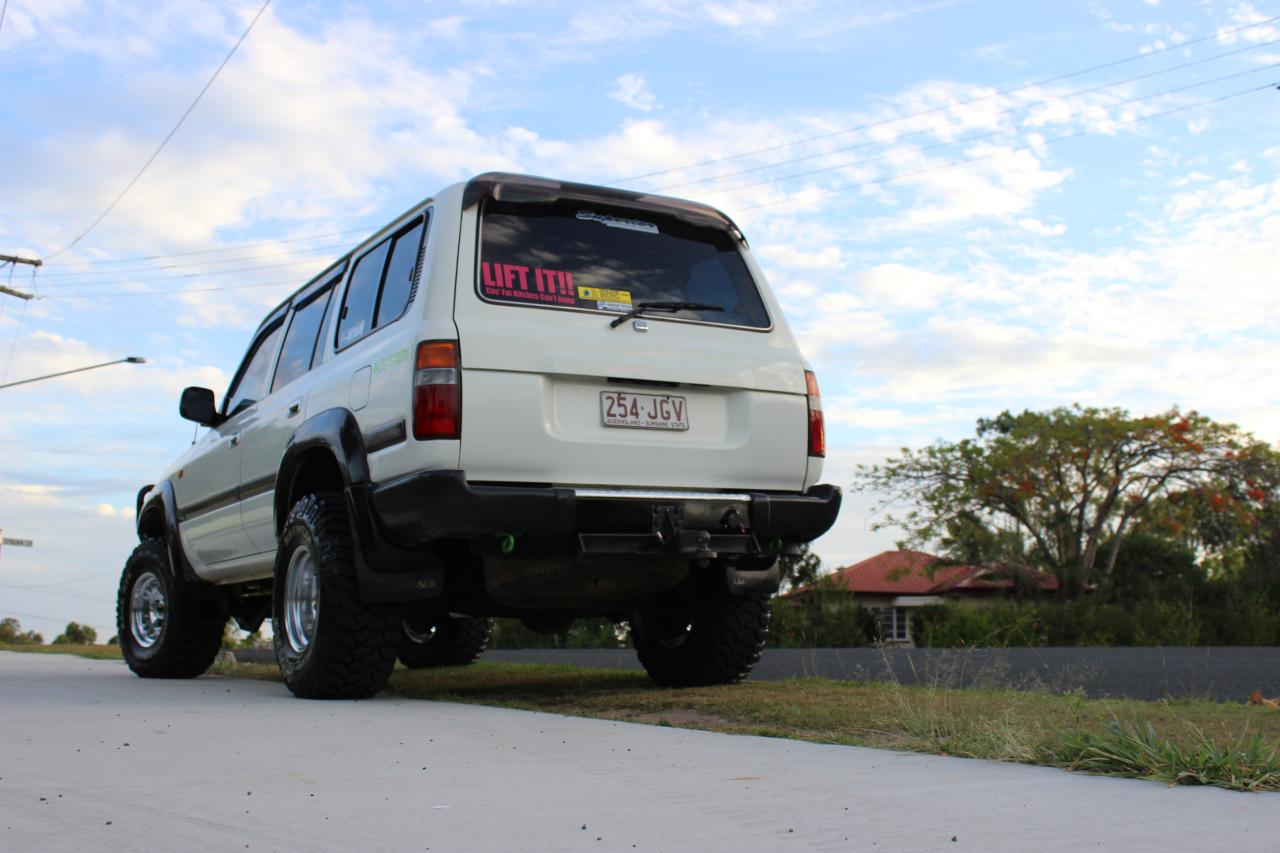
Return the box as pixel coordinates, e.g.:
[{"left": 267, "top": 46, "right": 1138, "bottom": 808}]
[{"left": 609, "top": 301, "right": 724, "bottom": 329}]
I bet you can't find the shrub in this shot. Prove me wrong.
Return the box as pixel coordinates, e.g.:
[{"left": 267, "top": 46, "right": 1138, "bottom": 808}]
[
  {"left": 51, "top": 621, "right": 97, "bottom": 645},
  {"left": 488, "top": 617, "right": 626, "bottom": 649},
  {"left": 769, "top": 591, "right": 876, "bottom": 648},
  {"left": 0, "top": 617, "right": 44, "bottom": 645}
]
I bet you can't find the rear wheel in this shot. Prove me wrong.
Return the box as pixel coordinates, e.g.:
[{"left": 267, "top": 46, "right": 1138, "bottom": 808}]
[
  {"left": 398, "top": 614, "right": 493, "bottom": 669},
  {"left": 273, "top": 493, "right": 401, "bottom": 699},
  {"left": 632, "top": 571, "right": 770, "bottom": 687},
  {"left": 116, "top": 540, "right": 224, "bottom": 678}
]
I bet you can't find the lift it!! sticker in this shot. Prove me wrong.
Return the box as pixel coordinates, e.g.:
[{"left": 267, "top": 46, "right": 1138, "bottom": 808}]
[{"left": 481, "top": 262, "right": 577, "bottom": 306}]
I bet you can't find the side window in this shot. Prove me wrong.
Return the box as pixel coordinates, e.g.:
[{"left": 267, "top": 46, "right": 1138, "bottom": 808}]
[
  {"left": 375, "top": 217, "right": 426, "bottom": 328},
  {"left": 271, "top": 285, "right": 333, "bottom": 393},
  {"left": 336, "top": 241, "right": 390, "bottom": 350},
  {"left": 225, "top": 322, "right": 284, "bottom": 417}
]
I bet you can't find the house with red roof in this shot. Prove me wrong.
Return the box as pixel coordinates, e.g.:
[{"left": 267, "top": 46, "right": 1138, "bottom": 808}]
[{"left": 788, "top": 549, "right": 1058, "bottom": 646}]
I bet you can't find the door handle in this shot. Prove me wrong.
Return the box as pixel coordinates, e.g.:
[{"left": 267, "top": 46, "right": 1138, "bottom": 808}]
[{"left": 229, "top": 434, "right": 240, "bottom": 447}]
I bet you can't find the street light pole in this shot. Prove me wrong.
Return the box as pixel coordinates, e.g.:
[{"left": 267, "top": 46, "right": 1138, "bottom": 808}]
[{"left": 0, "top": 357, "right": 147, "bottom": 390}]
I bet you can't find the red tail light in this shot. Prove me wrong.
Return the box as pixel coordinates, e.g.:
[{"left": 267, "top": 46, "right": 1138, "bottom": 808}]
[
  {"left": 804, "top": 369, "right": 825, "bottom": 458},
  {"left": 413, "top": 341, "right": 460, "bottom": 439}
]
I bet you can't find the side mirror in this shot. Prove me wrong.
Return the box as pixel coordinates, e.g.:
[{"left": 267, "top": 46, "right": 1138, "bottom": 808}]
[{"left": 179, "top": 386, "right": 222, "bottom": 427}]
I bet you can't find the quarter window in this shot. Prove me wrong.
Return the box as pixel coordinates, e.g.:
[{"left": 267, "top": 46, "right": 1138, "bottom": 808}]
[
  {"left": 334, "top": 214, "right": 428, "bottom": 351},
  {"left": 337, "top": 241, "right": 390, "bottom": 349},
  {"left": 376, "top": 218, "right": 425, "bottom": 327}
]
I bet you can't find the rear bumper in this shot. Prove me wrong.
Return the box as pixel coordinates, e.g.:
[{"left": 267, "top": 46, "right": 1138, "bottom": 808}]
[{"left": 368, "top": 470, "right": 841, "bottom": 551}]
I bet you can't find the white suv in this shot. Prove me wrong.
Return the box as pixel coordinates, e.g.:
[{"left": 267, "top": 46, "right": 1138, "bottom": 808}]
[{"left": 119, "top": 173, "right": 841, "bottom": 699}]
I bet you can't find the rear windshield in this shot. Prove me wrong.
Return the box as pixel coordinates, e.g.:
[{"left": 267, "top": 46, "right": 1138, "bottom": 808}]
[{"left": 478, "top": 199, "right": 770, "bottom": 329}]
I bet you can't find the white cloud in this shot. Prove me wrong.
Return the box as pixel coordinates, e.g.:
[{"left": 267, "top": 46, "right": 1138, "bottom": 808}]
[
  {"left": 702, "top": 1, "right": 782, "bottom": 29},
  {"left": 609, "top": 73, "right": 659, "bottom": 112},
  {"left": 858, "top": 263, "right": 954, "bottom": 309},
  {"left": 1018, "top": 217, "right": 1066, "bottom": 236}
]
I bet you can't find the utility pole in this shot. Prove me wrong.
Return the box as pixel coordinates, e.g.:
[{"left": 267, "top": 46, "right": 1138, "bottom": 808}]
[{"left": 0, "top": 254, "right": 41, "bottom": 301}]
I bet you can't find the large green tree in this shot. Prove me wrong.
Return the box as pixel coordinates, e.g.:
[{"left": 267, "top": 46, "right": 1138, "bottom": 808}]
[
  {"left": 0, "top": 617, "right": 44, "bottom": 645},
  {"left": 52, "top": 621, "right": 97, "bottom": 645},
  {"left": 856, "top": 406, "right": 1277, "bottom": 593}
]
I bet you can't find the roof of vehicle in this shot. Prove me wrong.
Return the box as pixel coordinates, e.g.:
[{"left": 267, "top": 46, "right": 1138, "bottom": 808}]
[
  {"left": 461, "top": 172, "right": 745, "bottom": 240},
  {"left": 253, "top": 171, "right": 747, "bottom": 335}
]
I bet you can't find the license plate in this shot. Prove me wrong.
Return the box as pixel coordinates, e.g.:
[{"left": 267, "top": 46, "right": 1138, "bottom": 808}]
[{"left": 600, "top": 391, "right": 689, "bottom": 431}]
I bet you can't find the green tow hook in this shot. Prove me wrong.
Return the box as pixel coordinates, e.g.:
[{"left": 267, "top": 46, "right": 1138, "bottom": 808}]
[{"left": 498, "top": 532, "right": 516, "bottom": 555}]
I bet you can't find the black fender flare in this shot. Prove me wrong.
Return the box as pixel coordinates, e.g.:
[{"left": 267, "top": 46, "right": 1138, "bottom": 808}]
[
  {"left": 273, "top": 407, "right": 371, "bottom": 534},
  {"left": 135, "top": 480, "right": 200, "bottom": 585},
  {"left": 273, "top": 407, "right": 444, "bottom": 602}
]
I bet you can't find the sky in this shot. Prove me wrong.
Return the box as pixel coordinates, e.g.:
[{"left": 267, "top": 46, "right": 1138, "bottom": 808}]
[{"left": 0, "top": 0, "right": 1277, "bottom": 642}]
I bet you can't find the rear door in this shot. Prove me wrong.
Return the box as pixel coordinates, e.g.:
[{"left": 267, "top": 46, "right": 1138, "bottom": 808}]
[
  {"left": 452, "top": 195, "right": 809, "bottom": 491},
  {"left": 238, "top": 269, "right": 341, "bottom": 552}
]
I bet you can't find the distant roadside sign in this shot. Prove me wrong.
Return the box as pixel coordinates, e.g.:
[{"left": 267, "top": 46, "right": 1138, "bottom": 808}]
[{"left": 3, "top": 538, "right": 34, "bottom": 547}]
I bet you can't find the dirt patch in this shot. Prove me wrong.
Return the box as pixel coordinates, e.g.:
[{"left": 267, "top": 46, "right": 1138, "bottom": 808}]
[{"left": 629, "top": 708, "right": 736, "bottom": 729}]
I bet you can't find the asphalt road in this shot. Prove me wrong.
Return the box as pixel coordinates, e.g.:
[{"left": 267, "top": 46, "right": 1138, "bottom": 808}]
[
  {"left": 479, "top": 646, "right": 1280, "bottom": 702},
  {"left": 4, "top": 651, "right": 1279, "bottom": 853}
]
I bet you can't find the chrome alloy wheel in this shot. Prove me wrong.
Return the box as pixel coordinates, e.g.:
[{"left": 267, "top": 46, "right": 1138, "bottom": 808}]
[
  {"left": 130, "top": 572, "right": 168, "bottom": 649},
  {"left": 403, "top": 620, "right": 439, "bottom": 645},
  {"left": 284, "top": 546, "right": 320, "bottom": 654}
]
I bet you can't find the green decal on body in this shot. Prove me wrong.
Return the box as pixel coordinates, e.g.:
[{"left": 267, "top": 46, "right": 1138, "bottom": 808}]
[{"left": 372, "top": 347, "right": 411, "bottom": 375}]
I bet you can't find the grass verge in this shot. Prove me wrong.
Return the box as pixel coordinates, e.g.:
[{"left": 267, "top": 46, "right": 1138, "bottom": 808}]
[
  {"left": 10, "top": 645, "right": 1279, "bottom": 791},
  {"left": 0, "top": 642, "right": 122, "bottom": 660},
  {"left": 223, "top": 657, "right": 1280, "bottom": 791}
]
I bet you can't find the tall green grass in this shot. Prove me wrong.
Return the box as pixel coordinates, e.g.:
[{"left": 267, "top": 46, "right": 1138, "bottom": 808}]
[{"left": 1049, "top": 718, "right": 1280, "bottom": 791}]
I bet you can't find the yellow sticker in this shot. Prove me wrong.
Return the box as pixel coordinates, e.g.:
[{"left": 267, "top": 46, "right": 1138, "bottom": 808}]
[{"left": 577, "top": 286, "right": 632, "bottom": 305}]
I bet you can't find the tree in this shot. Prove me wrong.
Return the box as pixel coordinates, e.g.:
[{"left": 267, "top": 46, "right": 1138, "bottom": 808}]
[
  {"left": 51, "top": 621, "right": 97, "bottom": 645},
  {"left": 0, "top": 617, "right": 44, "bottom": 645},
  {"left": 856, "top": 406, "right": 1275, "bottom": 593},
  {"left": 777, "top": 543, "right": 823, "bottom": 593}
]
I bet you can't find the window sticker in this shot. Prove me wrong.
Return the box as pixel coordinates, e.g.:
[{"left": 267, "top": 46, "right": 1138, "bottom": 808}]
[
  {"left": 577, "top": 286, "right": 632, "bottom": 312},
  {"left": 481, "top": 262, "right": 577, "bottom": 306},
  {"left": 575, "top": 210, "right": 659, "bottom": 235},
  {"left": 338, "top": 319, "right": 367, "bottom": 348}
]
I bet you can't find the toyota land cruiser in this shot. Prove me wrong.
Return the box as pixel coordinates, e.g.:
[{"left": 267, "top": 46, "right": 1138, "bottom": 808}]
[{"left": 118, "top": 173, "right": 841, "bottom": 699}]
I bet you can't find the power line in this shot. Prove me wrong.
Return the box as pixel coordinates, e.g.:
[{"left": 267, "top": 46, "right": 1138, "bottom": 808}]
[
  {"left": 38, "top": 241, "right": 355, "bottom": 278},
  {"left": 44, "top": 225, "right": 377, "bottom": 268},
  {"left": 612, "top": 13, "right": 1280, "bottom": 188},
  {"left": 40, "top": 277, "right": 303, "bottom": 299},
  {"left": 0, "top": 570, "right": 115, "bottom": 590},
  {"left": 32, "top": 9, "right": 1280, "bottom": 272},
  {"left": 737, "top": 79, "right": 1277, "bottom": 212},
  {"left": 0, "top": 0, "right": 8, "bottom": 35},
  {"left": 42, "top": 29, "right": 1264, "bottom": 285},
  {"left": 0, "top": 610, "right": 76, "bottom": 626},
  {"left": 45, "top": 0, "right": 274, "bottom": 261},
  {"left": 697, "top": 61, "right": 1280, "bottom": 200},
  {"left": 651, "top": 37, "right": 1279, "bottom": 194},
  {"left": 1, "top": 295, "right": 30, "bottom": 385},
  {"left": 0, "top": 586, "right": 109, "bottom": 604},
  {"left": 39, "top": 13, "right": 1280, "bottom": 271},
  {"left": 40, "top": 256, "right": 332, "bottom": 290},
  {"left": 44, "top": 80, "right": 1277, "bottom": 300},
  {"left": 41, "top": 38, "right": 1270, "bottom": 284}
]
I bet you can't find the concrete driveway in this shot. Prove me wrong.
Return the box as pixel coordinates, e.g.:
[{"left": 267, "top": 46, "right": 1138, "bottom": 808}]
[{"left": 3, "top": 651, "right": 1277, "bottom": 852}]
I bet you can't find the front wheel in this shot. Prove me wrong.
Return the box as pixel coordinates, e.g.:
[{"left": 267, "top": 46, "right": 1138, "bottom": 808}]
[
  {"left": 632, "top": 571, "right": 771, "bottom": 687},
  {"left": 398, "top": 614, "right": 493, "bottom": 669},
  {"left": 116, "top": 540, "right": 225, "bottom": 678},
  {"left": 273, "top": 493, "right": 401, "bottom": 699}
]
